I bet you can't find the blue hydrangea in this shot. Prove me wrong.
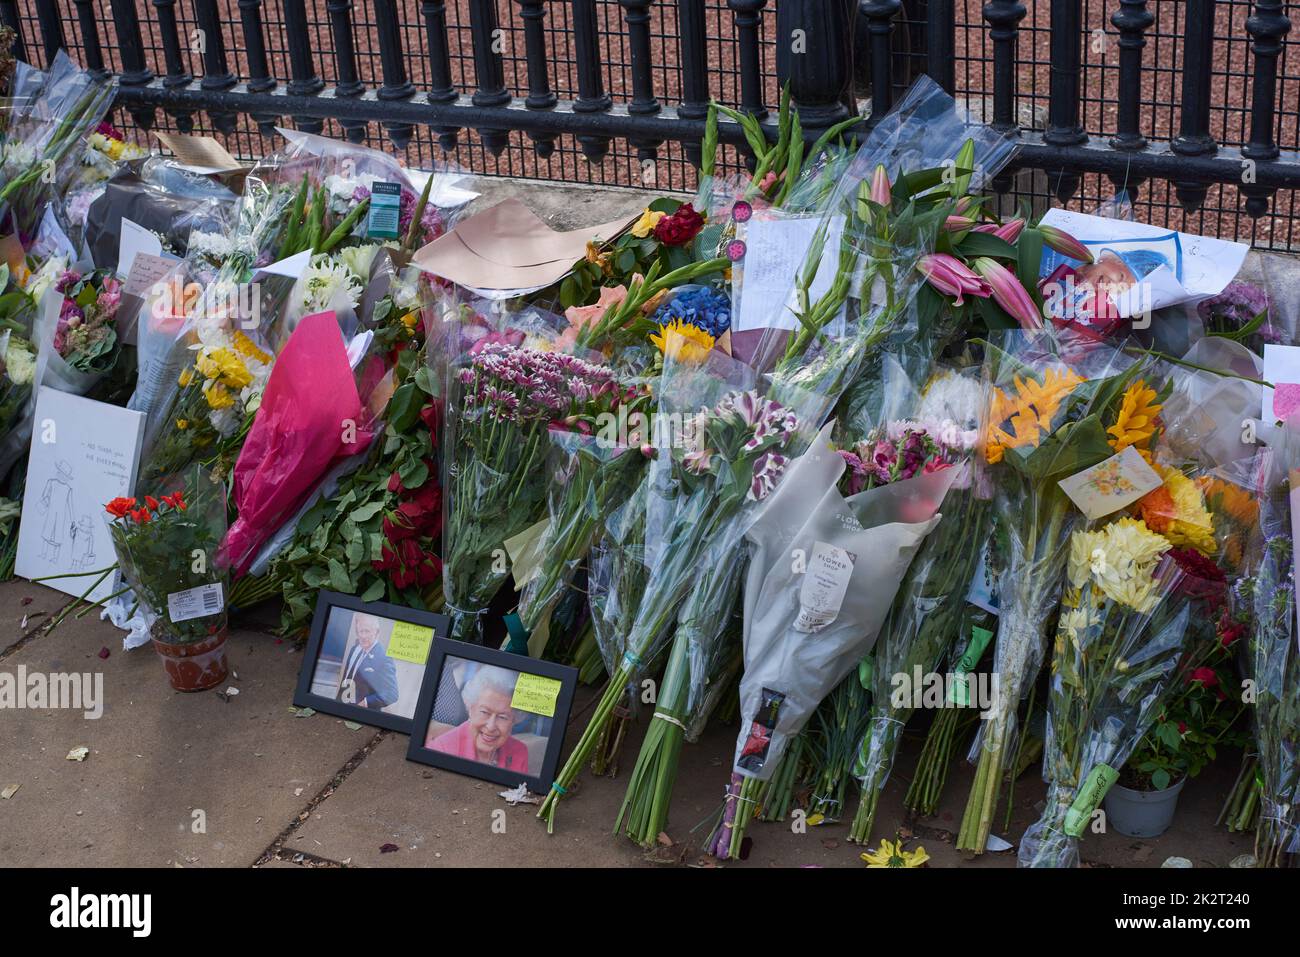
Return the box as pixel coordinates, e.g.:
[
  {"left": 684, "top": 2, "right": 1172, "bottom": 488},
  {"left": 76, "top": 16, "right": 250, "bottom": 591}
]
[{"left": 652, "top": 285, "right": 731, "bottom": 339}]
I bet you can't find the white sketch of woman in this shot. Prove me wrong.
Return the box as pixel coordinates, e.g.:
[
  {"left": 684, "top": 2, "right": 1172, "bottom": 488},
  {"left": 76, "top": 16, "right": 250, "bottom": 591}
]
[{"left": 38, "top": 460, "right": 76, "bottom": 564}]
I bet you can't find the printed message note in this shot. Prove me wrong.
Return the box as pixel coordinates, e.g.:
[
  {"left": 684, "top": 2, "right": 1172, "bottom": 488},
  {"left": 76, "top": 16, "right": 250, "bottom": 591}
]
[
  {"left": 511, "top": 673, "right": 562, "bottom": 717},
  {"left": 385, "top": 621, "right": 434, "bottom": 665},
  {"left": 1057, "top": 446, "right": 1162, "bottom": 521}
]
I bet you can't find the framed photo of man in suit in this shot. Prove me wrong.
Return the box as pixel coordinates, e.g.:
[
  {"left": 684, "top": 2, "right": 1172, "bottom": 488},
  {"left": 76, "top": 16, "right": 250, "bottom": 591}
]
[{"left": 294, "top": 591, "right": 449, "bottom": 734}]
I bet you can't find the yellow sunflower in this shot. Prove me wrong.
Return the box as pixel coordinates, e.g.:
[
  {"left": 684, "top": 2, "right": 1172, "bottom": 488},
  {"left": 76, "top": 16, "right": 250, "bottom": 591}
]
[
  {"left": 861, "top": 838, "right": 930, "bottom": 868},
  {"left": 1107, "top": 379, "right": 1161, "bottom": 460}
]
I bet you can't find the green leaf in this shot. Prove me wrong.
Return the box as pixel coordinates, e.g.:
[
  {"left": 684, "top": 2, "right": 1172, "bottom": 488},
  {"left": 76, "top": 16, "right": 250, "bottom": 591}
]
[
  {"left": 413, "top": 365, "right": 434, "bottom": 395},
  {"left": 349, "top": 501, "right": 385, "bottom": 523},
  {"left": 360, "top": 578, "right": 386, "bottom": 602},
  {"left": 1016, "top": 226, "right": 1046, "bottom": 312},
  {"left": 327, "top": 558, "right": 352, "bottom": 593},
  {"left": 956, "top": 232, "right": 1018, "bottom": 260},
  {"left": 387, "top": 382, "right": 422, "bottom": 433},
  {"left": 1152, "top": 768, "right": 1171, "bottom": 790}
]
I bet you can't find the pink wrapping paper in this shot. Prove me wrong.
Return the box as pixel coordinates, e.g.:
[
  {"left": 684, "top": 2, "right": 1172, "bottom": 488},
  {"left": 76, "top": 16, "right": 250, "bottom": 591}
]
[{"left": 219, "top": 311, "right": 374, "bottom": 575}]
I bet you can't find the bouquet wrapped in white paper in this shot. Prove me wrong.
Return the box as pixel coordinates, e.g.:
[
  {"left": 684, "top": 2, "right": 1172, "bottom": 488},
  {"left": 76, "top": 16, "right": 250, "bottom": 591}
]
[{"left": 707, "top": 421, "right": 955, "bottom": 858}]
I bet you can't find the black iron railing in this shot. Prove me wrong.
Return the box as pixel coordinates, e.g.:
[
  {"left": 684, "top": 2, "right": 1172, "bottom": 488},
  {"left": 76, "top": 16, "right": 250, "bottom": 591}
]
[{"left": 2, "top": 2, "right": 1299, "bottom": 247}]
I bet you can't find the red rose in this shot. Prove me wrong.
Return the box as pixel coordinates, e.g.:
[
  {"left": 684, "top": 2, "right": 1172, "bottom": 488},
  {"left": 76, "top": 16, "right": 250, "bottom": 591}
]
[
  {"left": 105, "top": 497, "right": 137, "bottom": 518},
  {"left": 419, "top": 403, "right": 441, "bottom": 438},
  {"left": 388, "top": 471, "right": 403, "bottom": 494},
  {"left": 1178, "top": 721, "right": 1188, "bottom": 735},
  {"left": 653, "top": 203, "right": 705, "bottom": 247},
  {"left": 144, "top": 495, "right": 160, "bottom": 511},
  {"left": 383, "top": 513, "right": 417, "bottom": 542},
  {"left": 1188, "top": 667, "right": 1218, "bottom": 688}
]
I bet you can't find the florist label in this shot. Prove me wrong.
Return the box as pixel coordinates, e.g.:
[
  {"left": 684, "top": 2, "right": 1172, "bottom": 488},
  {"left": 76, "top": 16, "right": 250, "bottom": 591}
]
[
  {"left": 367, "top": 182, "right": 403, "bottom": 240},
  {"left": 385, "top": 621, "right": 434, "bottom": 665},
  {"left": 793, "top": 541, "right": 856, "bottom": 634},
  {"left": 1064, "top": 763, "right": 1119, "bottom": 837},
  {"left": 511, "top": 673, "right": 562, "bottom": 717},
  {"left": 1057, "top": 446, "right": 1161, "bottom": 521},
  {"left": 167, "top": 583, "right": 224, "bottom": 623}
]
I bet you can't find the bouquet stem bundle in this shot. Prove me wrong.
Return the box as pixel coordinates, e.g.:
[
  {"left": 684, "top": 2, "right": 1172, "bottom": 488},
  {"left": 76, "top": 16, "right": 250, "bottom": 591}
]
[
  {"left": 1247, "top": 524, "right": 1300, "bottom": 867},
  {"left": 1019, "top": 533, "right": 1192, "bottom": 868},
  {"left": 905, "top": 706, "right": 980, "bottom": 817},
  {"left": 848, "top": 494, "right": 990, "bottom": 842},
  {"left": 758, "top": 733, "right": 806, "bottom": 822},
  {"left": 616, "top": 561, "right": 743, "bottom": 845},
  {"left": 539, "top": 381, "right": 808, "bottom": 830}
]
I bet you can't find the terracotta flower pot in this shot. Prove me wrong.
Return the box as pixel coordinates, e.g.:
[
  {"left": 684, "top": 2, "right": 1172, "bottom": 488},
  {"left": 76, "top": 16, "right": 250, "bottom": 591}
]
[{"left": 152, "top": 627, "right": 229, "bottom": 692}]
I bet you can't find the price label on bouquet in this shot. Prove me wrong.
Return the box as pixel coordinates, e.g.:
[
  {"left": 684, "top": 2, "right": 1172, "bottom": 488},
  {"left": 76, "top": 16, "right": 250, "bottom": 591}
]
[
  {"left": 367, "top": 182, "right": 403, "bottom": 240},
  {"left": 167, "top": 582, "right": 224, "bottom": 623},
  {"left": 793, "top": 541, "right": 856, "bottom": 634},
  {"left": 1057, "top": 446, "right": 1162, "bottom": 521}
]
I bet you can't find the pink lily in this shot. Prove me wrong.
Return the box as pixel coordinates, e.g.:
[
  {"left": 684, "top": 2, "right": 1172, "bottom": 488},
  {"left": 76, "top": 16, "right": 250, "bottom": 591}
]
[
  {"left": 1039, "top": 224, "right": 1094, "bottom": 264},
  {"left": 993, "top": 218, "right": 1025, "bottom": 242},
  {"left": 943, "top": 214, "right": 977, "bottom": 234},
  {"left": 972, "top": 257, "right": 1042, "bottom": 330},
  {"left": 870, "top": 164, "right": 891, "bottom": 206},
  {"left": 918, "top": 253, "right": 991, "bottom": 306}
]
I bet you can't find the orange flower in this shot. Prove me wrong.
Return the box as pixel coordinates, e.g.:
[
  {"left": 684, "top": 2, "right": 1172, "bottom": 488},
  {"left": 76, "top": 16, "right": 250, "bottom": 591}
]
[
  {"left": 984, "top": 366, "right": 1084, "bottom": 463},
  {"left": 145, "top": 495, "right": 160, "bottom": 511},
  {"left": 105, "top": 497, "right": 137, "bottom": 518},
  {"left": 1136, "top": 485, "right": 1176, "bottom": 533}
]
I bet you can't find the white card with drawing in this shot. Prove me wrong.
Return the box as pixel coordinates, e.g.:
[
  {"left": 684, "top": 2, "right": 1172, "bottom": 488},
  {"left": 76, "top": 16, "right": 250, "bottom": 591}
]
[{"left": 15, "top": 388, "right": 147, "bottom": 602}]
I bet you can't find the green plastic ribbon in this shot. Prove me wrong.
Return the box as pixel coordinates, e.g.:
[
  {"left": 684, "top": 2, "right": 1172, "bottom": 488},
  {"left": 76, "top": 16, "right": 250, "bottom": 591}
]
[
  {"left": 1064, "top": 764, "right": 1119, "bottom": 837},
  {"left": 503, "top": 613, "right": 531, "bottom": 656}
]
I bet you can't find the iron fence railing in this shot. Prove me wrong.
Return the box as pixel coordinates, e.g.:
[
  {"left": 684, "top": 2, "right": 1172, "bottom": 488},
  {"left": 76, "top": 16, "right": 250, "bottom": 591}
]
[{"left": 2, "top": 2, "right": 1299, "bottom": 248}]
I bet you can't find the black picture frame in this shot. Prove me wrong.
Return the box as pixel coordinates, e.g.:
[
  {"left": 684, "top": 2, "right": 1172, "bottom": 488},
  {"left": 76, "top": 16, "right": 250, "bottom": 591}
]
[
  {"left": 292, "top": 590, "right": 450, "bottom": 735},
  {"left": 405, "top": 637, "right": 578, "bottom": 793}
]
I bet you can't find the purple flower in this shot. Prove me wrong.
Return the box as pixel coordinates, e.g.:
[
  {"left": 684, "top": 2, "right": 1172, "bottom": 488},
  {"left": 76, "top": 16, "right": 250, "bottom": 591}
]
[{"left": 748, "top": 451, "right": 788, "bottom": 501}]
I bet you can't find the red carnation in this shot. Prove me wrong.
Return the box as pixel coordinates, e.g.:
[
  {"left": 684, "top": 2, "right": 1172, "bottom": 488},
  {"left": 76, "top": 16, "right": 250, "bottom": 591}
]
[
  {"left": 653, "top": 203, "right": 705, "bottom": 247},
  {"left": 144, "top": 495, "right": 160, "bottom": 511},
  {"left": 1178, "top": 721, "right": 1188, "bottom": 735}
]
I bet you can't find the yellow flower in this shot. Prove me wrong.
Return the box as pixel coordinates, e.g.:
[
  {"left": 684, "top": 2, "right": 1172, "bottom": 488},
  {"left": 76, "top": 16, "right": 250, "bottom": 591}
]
[
  {"left": 196, "top": 348, "right": 253, "bottom": 390},
  {"left": 984, "top": 365, "right": 1084, "bottom": 463},
  {"left": 106, "top": 138, "right": 126, "bottom": 161},
  {"left": 650, "top": 318, "right": 714, "bottom": 364},
  {"left": 861, "top": 838, "right": 930, "bottom": 868},
  {"left": 202, "top": 380, "right": 235, "bottom": 410},
  {"left": 178, "top": 367, "right": 195, "bottom": 388},
  {"left": 1107, "top": 379, "right": 1161, "bottom": 460},
  {"left": 176, "top": 419, "right": 189, "bottom": 430},
  {"left": 1152, "top": 465, "right": 1217, "bottom": 555},
  {"left": 400, "top": 309, "right": 420, "bottom": 330},
  {"left": 231, "top": 330, "right": 271, "bottom": 365},
  {"left": 630, "top": 208, "right": 665, "bottom": 238}
]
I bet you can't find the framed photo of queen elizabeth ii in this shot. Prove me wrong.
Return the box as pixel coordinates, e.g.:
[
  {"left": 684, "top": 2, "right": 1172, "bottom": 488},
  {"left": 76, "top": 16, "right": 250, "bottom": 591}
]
[{"left": 405, "top": 637, "right": 577, "bottom": 791}]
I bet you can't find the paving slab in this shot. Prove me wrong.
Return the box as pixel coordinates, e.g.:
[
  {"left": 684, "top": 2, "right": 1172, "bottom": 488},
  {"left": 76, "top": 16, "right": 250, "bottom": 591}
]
[
  {"left": 0, "top": 581, "right": 70, "bottom": 652},
  {"left": 0, "top": 613, "right": 362, "bottom": 866}
]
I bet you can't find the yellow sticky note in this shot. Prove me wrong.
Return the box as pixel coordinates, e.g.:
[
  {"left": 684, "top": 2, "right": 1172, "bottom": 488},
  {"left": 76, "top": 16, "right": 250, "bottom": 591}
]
[
  {"left": 386, "top": 622, "right": 433, "bottom": 664},
  {"left": 511, "top": 673, "right": 562, "bottom": 717}
]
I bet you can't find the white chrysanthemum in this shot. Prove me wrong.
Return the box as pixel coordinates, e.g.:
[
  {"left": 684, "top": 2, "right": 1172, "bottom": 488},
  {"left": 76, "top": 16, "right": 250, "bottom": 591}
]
[
  {"left": 295, "top": 253, "right": 364, "bottom": 318},
  {"left": 392, "top": 273, "right": 422, "bottom": 312},
  {"left": 918, "top": 369, "right": 985, "bottom": 429}
]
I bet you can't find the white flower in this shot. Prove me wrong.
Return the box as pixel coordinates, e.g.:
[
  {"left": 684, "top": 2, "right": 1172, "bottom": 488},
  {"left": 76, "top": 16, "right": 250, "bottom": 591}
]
[
  {"left": 3, "top": 336, "right": 36, "bottom": 386},
  {"left": 294, "top": 253, "right": 363, "bottom": 319},
  {"left": 917, "top": 369, "right": 985, "bottom": 431},
  {"left": 23, "top": 255, "right": 68, "bottom": 304},
  {"left": 323, "top": 172, "right": 378, "bottom": 214},
  {"left": 187, "top": 229, "right": 235, "bottom": 262},
  {"left": 337, "top": 243, "right": 381, "bottom": 282}
]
